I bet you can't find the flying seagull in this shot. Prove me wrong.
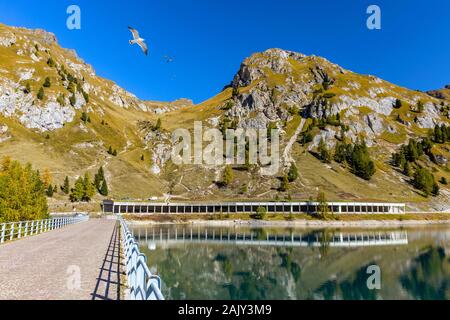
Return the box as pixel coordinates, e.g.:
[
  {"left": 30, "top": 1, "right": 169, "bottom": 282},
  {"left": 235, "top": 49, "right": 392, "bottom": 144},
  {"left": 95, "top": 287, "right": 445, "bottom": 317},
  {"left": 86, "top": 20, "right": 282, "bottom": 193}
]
[
  {"left": 128, "top": 26, "right": 148, "bottom": 55},
  {"left": 163, "top": 55, "right": 174, "bottom": 63}
]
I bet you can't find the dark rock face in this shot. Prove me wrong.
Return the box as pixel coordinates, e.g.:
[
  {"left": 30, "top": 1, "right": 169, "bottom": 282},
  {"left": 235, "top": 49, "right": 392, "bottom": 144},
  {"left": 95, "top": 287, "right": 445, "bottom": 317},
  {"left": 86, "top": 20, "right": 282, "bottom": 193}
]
[{"left": 427, "top": 90, "right": 446, "bottom": 99}]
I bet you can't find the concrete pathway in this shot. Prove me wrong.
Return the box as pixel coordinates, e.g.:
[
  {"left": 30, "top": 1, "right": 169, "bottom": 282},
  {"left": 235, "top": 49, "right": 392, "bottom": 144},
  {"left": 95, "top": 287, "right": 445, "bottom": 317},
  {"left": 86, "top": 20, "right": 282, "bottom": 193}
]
[{"left": 0, "top": 219, "right": 121, "bottom": 300}]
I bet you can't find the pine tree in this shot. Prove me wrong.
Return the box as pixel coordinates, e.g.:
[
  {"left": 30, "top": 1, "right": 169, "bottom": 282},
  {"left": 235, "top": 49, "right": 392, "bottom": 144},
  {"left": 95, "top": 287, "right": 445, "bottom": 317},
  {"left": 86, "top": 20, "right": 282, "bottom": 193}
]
[
  {"left": 413, "top": 167, "right": 437, "bottom": 197},
  {"left": 222, "top": 165, "right": 234, "bottom": 187},
  {"left": 94, "top": 166, "right": 105, "bottom": 190},
  {"left": 351, "top": 141, "right": 376, "bottom": 180},
  {"left": 394, "top": 99, "right": 403, "bottom": 109},
  {"left": 318, "top": 138, "right": 331, "bottom": 163},
  {"left": 82, "top": 172, "right": 95, "bottom": 202},
  {"left": 37, "top": 87, "right": 45, "bottom": 100},
  {"left": 81, "top": 112, "right": 90, "bottom": 124},
  {"left": 316, "top": 190, "right": 329, "bottom": 219},
  {"left": 287, "top": 163, "right": 299, "bottom": 182},
  {"left": 434, "top": 125, "right": 443, "bottom": 143},
  {"left": 99, "top": 179, "right": 108, "bottom": 196},
  {"left": 43, "top": 77, "right": 51, "bottom": 88},
  {"left": 70, "top": 177, "right": 84, "bottom": 202},
  {"left": 403, "top": 161, "right": 412, "bottom": 177},
  {"left": 69, "top": 93, "right": 76, "bottom": 107},
  {"left": 82, "top": 90, "right": 89, "bottom": 103},
  {"left": 46, "top": 184, "right": 54, "bottom": 197},
  {"left": 334, "top": 141, "right": 349, "bottom": 163},
  {"left": 24, "top": 82, "right": 31, "bottom": 94},
  {"left": 56, "top": 94, "right": 65, "bottom": 105},
  {"left": 47, "top": 57, "right": 56, "bottom": 67},
  {"left": 417, "top": 101, "right": 424, "bottom": 113},
  {"left": 279, "top": 174, "right": 289, "bottom": 192},
  {"left": 154, "top": 118, "right": 162, "bottom": 131},
  {"left": 432, "top": 182, "right": 440, "bottom": 197},
  {"left": 62, "top": 176, "right": 70, "bottom": 194}
]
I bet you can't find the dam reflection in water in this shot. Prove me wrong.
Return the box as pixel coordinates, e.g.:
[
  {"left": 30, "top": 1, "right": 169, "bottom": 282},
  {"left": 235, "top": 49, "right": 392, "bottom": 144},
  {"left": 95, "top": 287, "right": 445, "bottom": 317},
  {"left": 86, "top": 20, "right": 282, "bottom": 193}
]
[{"left": 132, "top": 226, "right": 409, "bottom": 249}]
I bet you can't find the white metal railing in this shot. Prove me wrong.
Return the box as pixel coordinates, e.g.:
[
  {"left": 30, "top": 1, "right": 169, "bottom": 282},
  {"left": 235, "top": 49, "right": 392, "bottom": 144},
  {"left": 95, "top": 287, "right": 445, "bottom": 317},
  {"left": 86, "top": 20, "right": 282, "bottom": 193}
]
[
  {"left": 0, "top": 215, "right": 89, "bottom": 244},
  {"left": 118, "top": 215, "right": 164, "bottom": 300}
]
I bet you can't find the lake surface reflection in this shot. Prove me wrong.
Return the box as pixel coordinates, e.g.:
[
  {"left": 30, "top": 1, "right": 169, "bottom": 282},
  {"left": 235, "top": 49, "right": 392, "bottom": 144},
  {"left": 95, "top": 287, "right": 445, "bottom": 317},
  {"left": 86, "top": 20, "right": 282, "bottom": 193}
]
[{"left": 131, "top": 224, "right": 450, "bottom": 300}]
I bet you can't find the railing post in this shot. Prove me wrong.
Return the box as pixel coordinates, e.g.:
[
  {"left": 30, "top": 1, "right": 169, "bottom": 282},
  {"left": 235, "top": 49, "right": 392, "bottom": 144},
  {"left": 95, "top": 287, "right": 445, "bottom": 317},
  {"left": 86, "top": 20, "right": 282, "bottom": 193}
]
[
  {"left": 25, "top": 221, "right": 28, "bottom": 237},
  {"left": 10, "top": 223, "right": 15, "bottom": 241},
  {"left": 40, "top": 220, "right": 43, "bottom": 234},
  {"left": 1, "top": 223, "right": 5, "bottom": 243},
  {"left": 18, "top": 222, "right": 22, "bottom": 239}
]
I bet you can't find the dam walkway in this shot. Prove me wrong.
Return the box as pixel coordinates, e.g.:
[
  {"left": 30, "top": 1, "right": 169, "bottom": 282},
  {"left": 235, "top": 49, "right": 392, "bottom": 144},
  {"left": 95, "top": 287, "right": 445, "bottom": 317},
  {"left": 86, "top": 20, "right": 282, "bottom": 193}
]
[{"left": 0, "top": 218, "right": 121, "bottom": 300}]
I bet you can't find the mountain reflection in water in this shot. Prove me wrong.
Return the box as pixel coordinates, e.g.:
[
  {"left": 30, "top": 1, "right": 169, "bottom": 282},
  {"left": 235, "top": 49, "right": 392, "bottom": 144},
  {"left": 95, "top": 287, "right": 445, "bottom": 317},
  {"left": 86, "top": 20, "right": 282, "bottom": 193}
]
[{"left": 131, "top": 225, "right": 450, "bottom": 300}]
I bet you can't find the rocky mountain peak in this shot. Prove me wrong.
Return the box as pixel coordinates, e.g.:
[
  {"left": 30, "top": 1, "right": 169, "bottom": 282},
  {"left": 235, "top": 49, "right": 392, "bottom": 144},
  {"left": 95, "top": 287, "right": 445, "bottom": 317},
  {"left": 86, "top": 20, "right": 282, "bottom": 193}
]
[{"left": 232, "top": 48, "right": 307, "bottom": 87}]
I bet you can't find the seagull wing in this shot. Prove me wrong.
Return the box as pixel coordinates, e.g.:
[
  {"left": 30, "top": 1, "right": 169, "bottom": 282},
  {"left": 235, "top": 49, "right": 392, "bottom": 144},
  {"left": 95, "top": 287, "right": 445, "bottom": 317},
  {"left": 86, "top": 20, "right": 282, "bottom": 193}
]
[
  {"left": 128, "top": 26, "right": 140, "bottom": 40},
  {"left": 137, "top": 40, "right": 148, "bottom": 55}
]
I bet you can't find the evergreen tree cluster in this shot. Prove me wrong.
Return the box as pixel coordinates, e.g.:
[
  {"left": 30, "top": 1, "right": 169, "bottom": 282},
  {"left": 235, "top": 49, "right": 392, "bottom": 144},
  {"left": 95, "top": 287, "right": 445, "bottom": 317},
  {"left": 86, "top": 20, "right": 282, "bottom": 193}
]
[
  {"left": 309, "top": 113, "right": 341, "bottom": 130},
  {"left": 0, "top": 157, "right": 48, "bottom": 222},
  {"left": 58, "top": 65, "right": 90, "bottom": 105},
  {"left": 430, "top": 124, "right": 450, "bottom": 144},
  {"left": 334, "top": 140, "right": 376, "bottom": 180},
  {"left": 299, "top": 115, "right": 346, "bottom": 146},
  {"left": 413, "top": 168, "right": 440, "bottom": 197},
  {"left": 219, "top": 117, "right": 238, "bottom": 136},
  {"left": 107, "top": 146, "right": 118, "bottom": 156},
  {"left": 392, "top": 138, "right": 440, "bottom": 196},
  {"left": 70, "top": 172, "right": 96, "bottom": 202},
  {"left": 392, "top": 138, "right": 433, "bottom": 167},
  {"left": 58, "top": 170, "right": 108, "bottom": 203}
]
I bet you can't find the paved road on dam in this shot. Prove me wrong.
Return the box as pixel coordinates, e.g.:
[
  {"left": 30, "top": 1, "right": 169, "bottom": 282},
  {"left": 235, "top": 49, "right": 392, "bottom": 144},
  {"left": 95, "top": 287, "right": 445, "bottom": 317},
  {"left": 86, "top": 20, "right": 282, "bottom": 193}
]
[{"left": 0, "top": 219, "right": 121, "bottom": 300}]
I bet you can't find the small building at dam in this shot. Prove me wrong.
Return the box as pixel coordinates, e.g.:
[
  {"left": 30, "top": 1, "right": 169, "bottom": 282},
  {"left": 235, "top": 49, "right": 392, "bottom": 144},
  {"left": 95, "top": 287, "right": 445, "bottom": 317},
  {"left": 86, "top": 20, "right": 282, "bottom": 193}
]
[{"left": 102, "top": 200, "right": 406, "bottom": 215}]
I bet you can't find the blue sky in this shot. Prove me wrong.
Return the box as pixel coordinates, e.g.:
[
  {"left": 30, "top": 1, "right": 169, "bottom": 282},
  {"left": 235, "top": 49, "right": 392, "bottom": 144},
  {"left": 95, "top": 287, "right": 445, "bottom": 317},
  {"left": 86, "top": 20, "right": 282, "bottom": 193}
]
[{"left": 0, "top": 0, "right": 449, "bottom": 103}]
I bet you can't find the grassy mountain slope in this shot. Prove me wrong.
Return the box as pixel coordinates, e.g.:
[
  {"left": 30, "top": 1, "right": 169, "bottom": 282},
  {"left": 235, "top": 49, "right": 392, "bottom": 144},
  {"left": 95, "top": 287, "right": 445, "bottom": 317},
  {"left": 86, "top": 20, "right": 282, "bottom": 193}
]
[{"left": 0, "top": 23, "right": 449, "bottom": 212}]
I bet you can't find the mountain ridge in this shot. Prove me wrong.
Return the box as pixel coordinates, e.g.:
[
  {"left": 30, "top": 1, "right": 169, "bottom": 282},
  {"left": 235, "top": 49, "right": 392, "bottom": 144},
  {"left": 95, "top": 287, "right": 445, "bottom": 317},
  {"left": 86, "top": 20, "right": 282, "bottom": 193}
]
[{"left": 0, "top": 23, "right": 449, "bottom": 212}]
